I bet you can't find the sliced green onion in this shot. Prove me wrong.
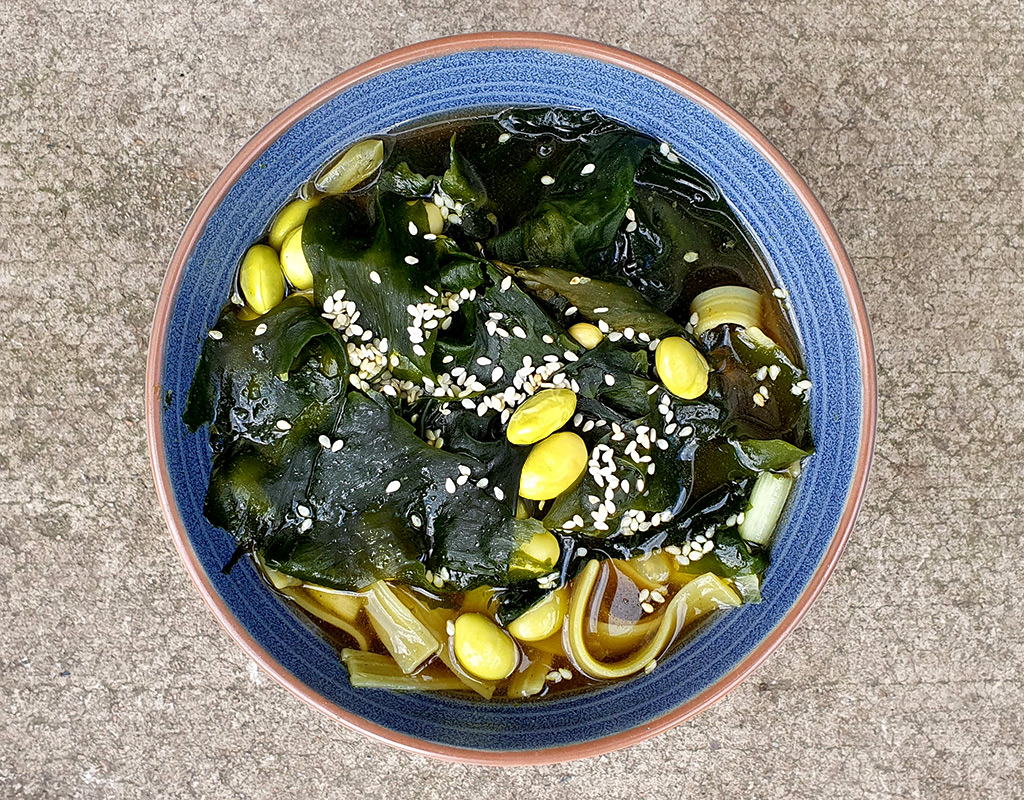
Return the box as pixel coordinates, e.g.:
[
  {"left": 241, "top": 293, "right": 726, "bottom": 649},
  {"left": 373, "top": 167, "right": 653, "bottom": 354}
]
[
  {"left": 340, "top": 650, "right": 465, "bottom": 691},
  {"left": 738, "top": 471, "right": 795, "bottom": 545},
  {"left": 690, "top": 285, "right": 761, "bottom": 336},
  {"left": 507, "top": 649, "right": 554, "bottom": 699},
  {"left": 364, "top": 580, "right": 441, "bottom": 673},
  {"left": 315, "top": 139, "right": 385, "bottom": 195}
]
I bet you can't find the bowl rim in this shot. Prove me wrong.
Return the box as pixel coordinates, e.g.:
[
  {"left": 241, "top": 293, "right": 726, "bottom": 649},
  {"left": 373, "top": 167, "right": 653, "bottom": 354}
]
[{"left": 146, "top": 31, "right": 876, "bottom": 766}]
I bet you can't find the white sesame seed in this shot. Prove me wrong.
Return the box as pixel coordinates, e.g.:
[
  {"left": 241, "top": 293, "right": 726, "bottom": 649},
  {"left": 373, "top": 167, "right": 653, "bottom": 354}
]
[
  {"left": 565, "top": 306, "right": 577, "bottom": 316},
  {"left": 500, "top": 275, "right": 513, "bottom": 291},
  {"left": 332, "top": 439, "right": 344, "bottom": 452},
  {"left": 683, "top": 251, "right": 699, "bottom": 263},
  {"left": 491, "top": 366, "right": 504, "bottom": 382},
  {"left": 498, "top": 132, "right": 511, "bottom": 143},
  {"left": 644, "top": 658, "right": 657, "bottom": 674},
  {"left": 512, "top": 326, "right": 527, "bottom": 339},
  {"left": 476, "top": 356, "right": 493, "bottom": 366},
  {"left": 369, "top": 270, "right": 382, "bottom": 284},
  {"left": 413, "top": 344, "right": 426, "bottom": 357},
  {"left": 604, "top": 374, "right": 615, "bottom": 386},
  {"left": 253, "top": 323, "right": 268, "bottom": 337},
  {"left": 493, "top": 487, "right": 505, "bottom": 501},
  {"left": 208, "top": 329, "right": 223, "bottom": 340},
  {"left": 773, "top": 287, "right": 788, "bottom": 299},
  {"left": 297, "top": 505, "right": 310, "bottom": 518},
  {"left": 753, "top": 393, "right": 766, "bottom": 407},
  {"left": 659, "top": 142, "right": 670, "bottom": 156},
  {"left": 405, "top": 255, "right": 419, "bottom": 265},
  {"left": 768, "top": 364, "right": 782, "bottom": 381},
  {"left": 276, "top": 419, "right": 291, "bottom": 431},
  {"left": 625, "top": 208, "right": 636, "bottom": 222},
  {"left": 593, "top": 306, "right": 609, "bottom": 314},
  {"left": 540, "top": 175, "right": 555, "bottom": 185},
  {"left": 300, "top": 518, "right": 313, "bottom": 532},
  {"left": 319, "top": 434, "right": 332, "bottom": 448},
  {"left": 385, "top": 480, "right": 401, "bottom": 494},
  {"left": 444, "top": 477, "right": 456, "bottom": 494},
  {"left": 680, "top": 426, "right": 693, "bottom": 436},
  {"left": 641, "top": 602, "right": 655, "bottom": 614},
  {"left": 639, "top": 588, "right": 650, "bottom": 602},
  {"left": 476, "top": 477, "right": 489, "bottom": 489},
  {"left": 581, "top": 163, "right": 596, "bottom": 175},
  {"left": 598, "top": 320, "right": 610, "bottom": 333}
]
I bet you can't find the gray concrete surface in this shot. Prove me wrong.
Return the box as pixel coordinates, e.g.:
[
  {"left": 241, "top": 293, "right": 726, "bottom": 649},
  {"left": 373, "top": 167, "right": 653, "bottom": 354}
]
[{"left": 1, "top": 3, "right": 1021, "bottom": 798}]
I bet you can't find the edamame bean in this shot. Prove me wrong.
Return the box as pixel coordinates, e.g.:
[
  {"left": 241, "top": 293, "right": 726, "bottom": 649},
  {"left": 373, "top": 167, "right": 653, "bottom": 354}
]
[
  {"left": 423, "top": 201, "right": 444, "bottom": 235},
  {"left": 655, "top": 336, "right": 710, "bottom": 399},
  {"left": 268, "top": 197, "right": 318, "bottom": 250},
  {"left": 506, "top": 388, "right": 577, "bottom": 445},
  {"left": 518, "top": 530, "right": 561, "bottom": 568},
  {"left": 279, "top": 225, "right": 314, "bottom": 290},
  {"left": 568, "top": 322, "right": 603, "bottom": 349},
  {"left": 453, "top": 613, "right": 518, "bottom": 681},
  {"left": 315, "top": 139, "right": 385, "bottom": 195},
  {"left": 508, "top": 588, "right": 568, "bottom": 642},
  {"left": 239, "top": 244, "right": 285, "bottom": 315},
  {"left": 519, "top": 431, "right": 588, "bottom": 500}
]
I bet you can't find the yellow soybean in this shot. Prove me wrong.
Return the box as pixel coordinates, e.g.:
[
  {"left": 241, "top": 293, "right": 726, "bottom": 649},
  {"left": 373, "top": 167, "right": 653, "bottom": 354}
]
[
  {"left": 508, "top": 588, "right": 568, "bottom": 642},
  {"left": 268, "top": 197, "right": 317, "bottom": 250},
  {"left": 239, "top": 244, "right": 285, "bottom": 315},
  {"left": 236, "top": 305, "right": 262, "bottom": 321},
  {"left": 518, "top": 530, "right": 561, "bottom": 568},
  {"left": 655, "top": 337, "right": 710, "bottom": 399},
  {"left": 519, "top": 432, "right": 588, "bottom": 500},
  {"left": 506, "top": 388, "right": 577, "bottom": 445},
  {"left": 315, "top": 138, "right": 385, "bottom": 195},
  {"left": 453, "top": 613, "right": 518, "bottom": 681},
  {"left": 424, "top": 201, "right": 445, "bottom": 235},
  {"left": 280, "top": 226, "right": 314, "bottom": 290},
  {"left": 568, "top": 322, "right": 603, "bottom": 349}
]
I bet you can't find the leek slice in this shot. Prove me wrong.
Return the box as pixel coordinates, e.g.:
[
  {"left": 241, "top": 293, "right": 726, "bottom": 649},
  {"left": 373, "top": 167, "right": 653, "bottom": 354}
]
[
  {"left": 690, "top": 285, "right": 761, "bottom": 336},
  {"left": 279, "top": 588, "right": 371, "bottom": 651},
  {"left": 304, "top": 586, "right": 364, "bottom": 622},
  {"left": 507, "top": 649, "right": 554, "bottom": 699},
  {"left": 341, "top": 650, "right": 465, "bottom": 691},
  {"left": 738, "top": 471, "right": 794, "bottom": 545},
  {"left": 364, "top": 580, "right": 441, "bottom": 674}
]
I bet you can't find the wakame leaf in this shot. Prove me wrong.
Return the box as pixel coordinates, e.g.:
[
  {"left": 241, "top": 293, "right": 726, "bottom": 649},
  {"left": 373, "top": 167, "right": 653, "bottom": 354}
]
[
  {"left": 183, "top": 297, "right": 349, "bottom": 547},
  {"left": 703, "top": 325, "right": 811, "bottom": 445},
  {"left": 485, "top": 130, "right": 652, "bottom": 268},
  {"left": 303, "top": 195, "right": 446, "bottom": 380},
  {"left": 379, "top": 161, "right": 435, "bottom": 197},
  {"left": 505, "top": 264, "right": 684, "bottom": 339},
  {"left": 263, "top": 392, "right": 532, "bottom": 592},
  {"left": 183, "top": 296, "right": 348, "bottom": 445},
  {"left": 732, "top": 438, "right": 811, "bottom": 472}
]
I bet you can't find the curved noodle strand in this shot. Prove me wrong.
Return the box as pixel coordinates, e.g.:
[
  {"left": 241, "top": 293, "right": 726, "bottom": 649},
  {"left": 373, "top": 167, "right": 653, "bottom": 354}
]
[{"left": 567, "top": 560, "right": 689, "bottom": 680}]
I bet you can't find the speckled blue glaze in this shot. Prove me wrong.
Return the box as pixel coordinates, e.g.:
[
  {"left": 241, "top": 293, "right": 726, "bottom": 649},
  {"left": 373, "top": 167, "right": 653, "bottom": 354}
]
[{"left": 159, "top": 47, "right": 865, "bottom": 753}]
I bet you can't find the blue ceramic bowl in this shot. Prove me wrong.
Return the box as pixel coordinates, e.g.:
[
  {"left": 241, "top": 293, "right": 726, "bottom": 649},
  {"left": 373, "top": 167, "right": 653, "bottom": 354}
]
[{"left": 147, "top": 33, "right": 875, "bottom": 764}]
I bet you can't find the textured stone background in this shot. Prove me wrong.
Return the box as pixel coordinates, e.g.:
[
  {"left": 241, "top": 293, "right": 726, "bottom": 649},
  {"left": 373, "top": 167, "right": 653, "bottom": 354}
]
[{"left": 2, "top": 3, "right": 1021, "bottom": 798}]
